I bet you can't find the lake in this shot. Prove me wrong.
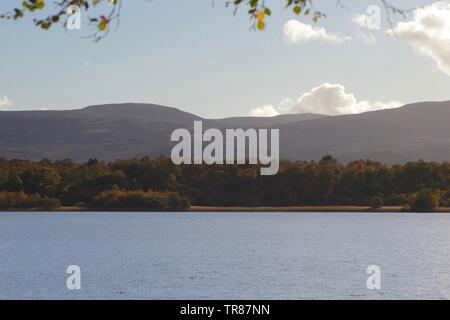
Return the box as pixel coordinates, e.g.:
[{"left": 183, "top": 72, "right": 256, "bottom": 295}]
[{"left": 1, "top": 211, "right": 450, "bottom": 299}]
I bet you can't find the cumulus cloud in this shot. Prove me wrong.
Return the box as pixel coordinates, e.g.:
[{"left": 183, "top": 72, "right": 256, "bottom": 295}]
[
  {"left": 283, "top": 20, "right": 351, "bottom": 44},
  {"left": 250, "top": 105, "right": 279, "bottom": 117},
  {"left": 276, "top": 98, "right": 295, "bottom": 113},
  {"left": 293, "top": 83, "right": 403, "bottom": 115},
  {"left": 391, "top": 1, "right": 450, "bottom": 75},
  {"left": 0, "top": 96, "right": 13, "bottom": 110},
  {"left": 250, "top": 83, "right": 403, "bottom": 116}
]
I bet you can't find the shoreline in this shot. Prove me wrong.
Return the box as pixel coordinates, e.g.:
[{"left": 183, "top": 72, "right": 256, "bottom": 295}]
[
  {"left": 2, "top": 205, "right": 450, "bottom": 213},
  {"left": 188, "top": 206, "right": 406, "bottom": 212}
]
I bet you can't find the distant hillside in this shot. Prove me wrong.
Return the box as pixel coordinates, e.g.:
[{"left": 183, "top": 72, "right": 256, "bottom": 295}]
[
  {"left": 74, "top": 103, "right": 202, "bottom": 124},
  {"left": 0, "top": 103, "right": 202, "bottom": 161},
  {"left": 1, "top": 101, "right": 450, "bottom": 163},
  {"left": 206, "top": 113, "right": 327, "bottom": 129},
  {"left": 279, "top": 101, "right": 450, "bottom": 163}
]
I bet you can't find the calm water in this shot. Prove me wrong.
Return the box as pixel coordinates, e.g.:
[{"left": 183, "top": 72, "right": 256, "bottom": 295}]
[{"left": 1, "top": 211, "right": 450, "bottom": 299}]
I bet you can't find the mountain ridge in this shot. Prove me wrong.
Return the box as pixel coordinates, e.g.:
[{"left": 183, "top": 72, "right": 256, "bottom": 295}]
[{"left": 1, "top": 101, "right": 450, "bottom": 163}]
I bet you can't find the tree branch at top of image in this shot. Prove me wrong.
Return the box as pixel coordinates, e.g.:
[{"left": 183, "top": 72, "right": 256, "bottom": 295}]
[{"left": 0, "top": 0, "right": 420, "bottom": 41}]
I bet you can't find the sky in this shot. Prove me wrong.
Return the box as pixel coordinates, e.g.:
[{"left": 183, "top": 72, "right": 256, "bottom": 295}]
[{"left": 0, "top": 0, "right": 449, "bottom": 118}]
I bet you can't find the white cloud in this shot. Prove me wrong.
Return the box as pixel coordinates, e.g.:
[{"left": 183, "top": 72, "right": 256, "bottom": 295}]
[
  {"left": 250, "top": 83, "right": 403, "bottom": 116},
  {"left": 0, "top": 96, "right": 13, "bottom": 110},
  {"left": 276, "top": 98, "right": 295, "bottom": 113},
  {"left": 352, "top": 13, "right": 378, "bottom": 44},
  {"left": 250, "top": 104, "right": 279, "bottom": 117},
  {"left": 352, "top": 8, "right": 381, "bottom": 31},
  {"left": 351, "top": 5, "right": 383, "bottom": 45},
  {"left": 391, "top": 1, "right": 450, "bottom": 75},
  {"left": 352, "top": 13, "right": 371, "bottom": 28},
  {"left": 283, "top": 20, "right": 351, "bottom": 44}
]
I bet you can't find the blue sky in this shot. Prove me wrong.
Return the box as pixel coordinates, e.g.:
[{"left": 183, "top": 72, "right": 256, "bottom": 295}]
[{"left": 0, "top": 0, "right": 449, "bottom": 118}]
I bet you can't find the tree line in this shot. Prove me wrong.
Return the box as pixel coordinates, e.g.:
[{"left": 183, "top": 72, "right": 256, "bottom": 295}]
[{"left": 0, "top": 156, "right": 447, "bottom": 212}]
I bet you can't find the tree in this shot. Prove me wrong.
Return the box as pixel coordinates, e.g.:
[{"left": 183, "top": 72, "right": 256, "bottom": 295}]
[
  {"left": 21, "top": 167, "right": 61, "bottom": 197},
  {"left": 3, "top": 157, "right": 450, "bottom": 211},
  {"left": 5, "top": 175, "right": 24, "bottom": 192},
  {"left": 410, "top": 189, "right": 440, "bottom": 213},
  {"left": 385, "top": 193, "right": 409, "bottom": 206},
  {"left": 369, "top": 196, "right": 384, "bottom": 210},
  {"left": 0, "top": 0, "right": 413, "bottom": 41}
]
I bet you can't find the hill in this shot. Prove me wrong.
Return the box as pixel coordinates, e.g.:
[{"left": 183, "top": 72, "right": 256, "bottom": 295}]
[{"left": 1, "top": 101, "right": 450, "bottom": 163}]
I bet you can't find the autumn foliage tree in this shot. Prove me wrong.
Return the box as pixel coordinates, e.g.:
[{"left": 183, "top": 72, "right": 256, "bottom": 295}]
[{"left": 2, "top": 156, "right": 450, "bottom": 211}]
